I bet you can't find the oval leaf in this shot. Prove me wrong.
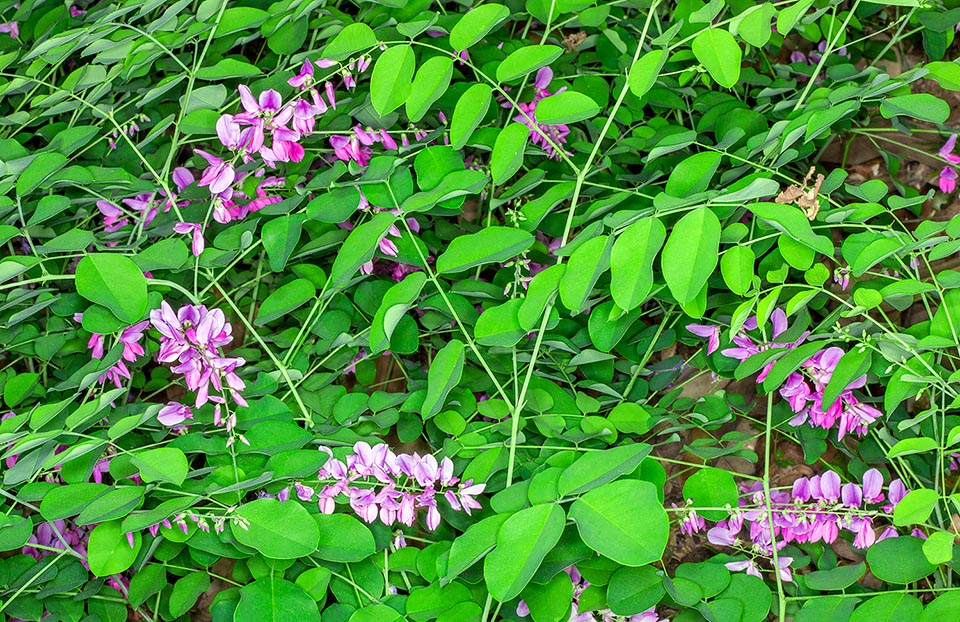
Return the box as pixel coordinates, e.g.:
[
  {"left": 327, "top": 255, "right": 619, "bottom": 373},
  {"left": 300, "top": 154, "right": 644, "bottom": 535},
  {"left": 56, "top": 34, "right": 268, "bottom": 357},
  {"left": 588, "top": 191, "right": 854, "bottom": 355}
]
[
  {"left": 691, "top": 28, "right": 742, "bottom": 89},
  {"left": 661, "top": 208, "right": 720, "bottom": 304}
]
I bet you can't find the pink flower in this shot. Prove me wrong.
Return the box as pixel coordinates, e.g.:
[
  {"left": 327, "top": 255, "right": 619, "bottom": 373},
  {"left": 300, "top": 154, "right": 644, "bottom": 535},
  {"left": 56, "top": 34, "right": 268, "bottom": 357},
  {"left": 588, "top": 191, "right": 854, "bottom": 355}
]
[
  {"left": 940, "top": 134, "right": 960, "bottom": 164},
  {"left": 687, "top": 323, "right": 720, "bottom": 354},
  {"left": 940, "top": 167, "right": 957, "bottom": 193},
  {"left": 173, "top": 222, "right": 204, "bottom": 256},
  {"left": 158, "top": 402, "right": 192, "bottom": 426},
  {"left": 195, "top": 149, "right": 235, "bottom": 195},
  {"left": 0, "top": 21, "right": 18, "bottom": 39}
]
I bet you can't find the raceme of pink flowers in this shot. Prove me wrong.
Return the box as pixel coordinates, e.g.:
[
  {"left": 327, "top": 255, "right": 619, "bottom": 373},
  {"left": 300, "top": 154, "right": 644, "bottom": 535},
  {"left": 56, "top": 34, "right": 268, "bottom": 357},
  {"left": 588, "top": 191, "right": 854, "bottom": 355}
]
[
  {"left": 678, "top": 469, "right": 909, "bottom": 582},
  {"left": 504, "top": 67, "right": 570, "bottom": 160},
  {"left": 688, "top": 308, "right": 882, "bottom": 440},
  {"left": 150, "top": 300, "right": 246, "bottom": 409},
  {"left": 264, "top": 442, "right": 485, "bottom": 531}
]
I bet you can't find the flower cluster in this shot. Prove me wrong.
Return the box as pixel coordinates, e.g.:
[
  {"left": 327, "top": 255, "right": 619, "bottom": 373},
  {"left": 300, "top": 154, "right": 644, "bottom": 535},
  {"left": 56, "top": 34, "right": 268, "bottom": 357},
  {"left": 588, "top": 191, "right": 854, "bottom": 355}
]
[
  {"left": 684, "top": 470, "right": 908, "bottom": 581},
  {"left": 149, "top": 301, "right": 246, "bottom": 409},
  {"left": 939, "top": 134, "right": 960, "bottom": 194},
  {"left": 790, "top": 40, "right": 848, "bottom": 65},
  {"left": 507, "top": 67, "right": 570, "bottom": 160},
  {"left": 688, "top": 309, "right": 882, "bottom": 440},
  {"left": 97, "top": 167, "right": 193, "bottom": 233},
  {"left": 517, "top": 566, "right": 670, "bottom": 622},
  {"left": 281, "top": 442, "right": 484, "bottom": 530},
  {"left": 73, "top": 315, "right": 149, "bottom": 389}
]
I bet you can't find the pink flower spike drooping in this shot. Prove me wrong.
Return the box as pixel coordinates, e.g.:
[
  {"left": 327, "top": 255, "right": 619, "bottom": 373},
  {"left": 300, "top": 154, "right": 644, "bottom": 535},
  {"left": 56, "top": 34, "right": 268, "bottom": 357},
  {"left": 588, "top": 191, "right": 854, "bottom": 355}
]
[{"left": 195, "top": 149, "right": 235, "bottom": 195}]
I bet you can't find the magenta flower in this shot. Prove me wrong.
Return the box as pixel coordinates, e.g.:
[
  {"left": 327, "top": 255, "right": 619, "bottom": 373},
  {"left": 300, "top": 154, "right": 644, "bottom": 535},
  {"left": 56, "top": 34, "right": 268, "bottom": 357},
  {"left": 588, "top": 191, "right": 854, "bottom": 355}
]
[
  {"left": 687, "top": 323, "right": 720, "bottom": 354},
  {"left": 0, "top": 21, "right": 18, "bottom": 38},
  {"left": 173, "top": 222, "right": 204, "bottom": 256},
  {"left": 940, "top": 167, "right": 957, "bottom": 193},
  {"left": 195, "top": 149, "right": 236, "bottom": 195}
]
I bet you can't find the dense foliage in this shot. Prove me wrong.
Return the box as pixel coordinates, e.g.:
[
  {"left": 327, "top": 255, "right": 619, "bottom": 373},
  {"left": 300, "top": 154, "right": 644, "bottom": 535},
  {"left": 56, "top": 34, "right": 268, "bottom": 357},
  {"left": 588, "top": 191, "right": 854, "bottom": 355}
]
[{"left": 2, "top": 0, "right": 960, "bottom": 620}]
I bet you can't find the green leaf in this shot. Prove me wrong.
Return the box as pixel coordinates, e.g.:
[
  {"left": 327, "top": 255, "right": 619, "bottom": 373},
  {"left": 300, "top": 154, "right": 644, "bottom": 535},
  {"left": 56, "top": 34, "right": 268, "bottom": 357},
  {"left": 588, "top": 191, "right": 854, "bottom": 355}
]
[
  {"left": 628, "top": 50, "right": 666, "bottom": 98},
  {"left": 234, "top": 578, "right": 320, "bottom": 622},
  {"left": 804, "top": 562, "right": 865, "bottom": 591},
  {"left": 795, "top": 597, "right": 859, "bottom": 622},
  {"left": 371, "top": 45, "right": 416, "bottom": 116},
  {"left": 866, "top": 536, "right": 936, "bottom": 583},
  {"left": 720, "top": 246, "right": 755, "bottom": 296},
  {"left": 324, "top": 22, "right": 378, "bottom": 59},
  {"left": 747, "top": 202, "right": 833, "bottom": 256},
  {"left": 759, "top": 341, "right": 824, "bottom": 393},
  {"left": 850, "top": 593, "right": 923, "bottom": 622},
  {"left": 17, "top": 153, "right": 67, "bottom": 196},
  {"left": 406, "top": 56, "right": 454, "bottom": 122},
  {"left": 128, "top": 564, "right": 168, "bottom": 608},
  {"left": 437, "top": 227, "right": 534, "bottom": 273},
  {"left": 607, "top": 565, "right": 664, "bottom": 615},
  {"left": 536, "top": 92, "right": 601, "bottom": 125},
  {"left": 484, "top": 504, "right": 565, "bottom": 601},
  {"left": 731, "top": 4, "right": 775, "bottom": 47},
  {"left": 214, "top": 7, "right": 269, "bottom": 36},
  {"left": 255, "top": 279, "right": 316, "bottom": 325},
  {"left": 451, "top": 83, "right": 493, "bottom": 149},
  {"left": 0, "top": 514, "right": 34, "bottom": 551},
  {"left": 262, "top": 214, "right": 304, "bottom": 272},
  {"left": 522, "top": 571, "right": 574, "bottom": 622},
  {"left": 491, "top": 122, "right": 528, "bottom": 185},
  {"left": 921, "top": 531, "right": 954, "bottom": 565},
  {"left": 306, "top": 187, "right": 362, "bottom": 223},
  {"left": 880, "top": 94, "right": 950, "bottom": 124},
  {"left": 559, "top": 235, "right": 611, "bottom": 313},
  {"left": 475, "top": 299, "right": 526, "bottom": 347},
  {"left": 88, "top": 520, "right": 141, "bottom": 577},
  {"left": 169, "top": 572, "right": 211, "bottom": 618},
  {"left": 496, "top": 45, "right": 563, "bottom": 83},
  {"left": 314, "top": 513, "right": 375, "bottom": 562},
  {"left": 666, "top": 152, "right": 721, "bottom": 197},
  {"left": 691, "top": 28, "right": 742, "bottom": 88},
  {"left": 921, "top": 592, "right": 960, "bottom": 622},
  {"left": 519, "top": 264, "right": 564, "bottom": 330},
  {"left": 821, "top": 348, "right": 871, "bottom": 409},
  {"left": 450, "top": 4, "right": 511, "bottom": 50},
  {"left": 422, "top": 339, "right": 465, "bottom": 419},
  {"left": 557, "top": 444, "right": 651, "bottom": 496},
  {"left": 232, "top": 498, "right": 321, "bottom": 559},
  {"left": 569, "top": 480, "right": 668, "bottom": 566},
  {"left": 329, "top": 212, "right": 396, "bottom": 288},
  {"left": 661, "top": 208, "right": 720, "bottom": 304},
  {"left": 268, "top": 17, "right": 308, "bottom": 55},
  {"left": 611, "top": 217, "right": 666, "bottom": 311},
  {"left": 76, "top": 486, "right": 145, "bottom": 525},
  {"left": 893, "top": 488, "right": 938, "bottom": 527},
  {"left": 75, "top": 254, "right": 148, "bottom": 324},
  {"left": 195, "top": 58, "right": 262, "bottom": 80},
  {"left": 682, "top": 468, "right": 738, "bottom": 521},
  {"left": 40, "top": 483, "right": 109, "bottom": 520},
  {"left": 295, "top": 566, "right": 332, "bottom": 601},
  {"left": 28, "top": 195, "right": 71, "bottom": 226},
  {"left": 370, "top": 272, "right": 427, "bottom": 353},
  {"left": 926, "top": 61, "right": 960, "bottom": 91},
  {"left": 444, "top": 514, "right": 510, "bottom": 582},
  {"left": 351, "top": 605, "right": 402, "bottom": 622},
  {"left": 131, "top": 447, "right": 189, "bottom": 486}
]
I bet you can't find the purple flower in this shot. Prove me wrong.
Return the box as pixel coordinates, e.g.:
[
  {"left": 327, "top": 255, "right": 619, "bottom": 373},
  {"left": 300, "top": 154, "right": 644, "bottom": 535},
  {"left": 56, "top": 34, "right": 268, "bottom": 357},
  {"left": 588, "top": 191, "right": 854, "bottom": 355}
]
[
  {"left": 173, "top": 222, "right": 204, "bottom": 256},
  {"left": 158, "top": 402, "right": 192, "bottom": 426},
  {"left": 940, "top": 167, "right": 957, "bottom": 194},
  {"left": 940, "top": 134, "right": 960, "bottom": 164},
  {"left": 687, "top": 323, "right": 720, "bottom": 354},
  {"left": 195, "top": 149, "right": 236, "bottom": 195}
]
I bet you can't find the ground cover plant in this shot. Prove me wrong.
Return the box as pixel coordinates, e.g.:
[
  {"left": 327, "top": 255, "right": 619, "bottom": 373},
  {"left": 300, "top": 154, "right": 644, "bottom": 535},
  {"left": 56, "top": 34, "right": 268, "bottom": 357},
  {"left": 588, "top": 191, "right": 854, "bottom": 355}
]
[{"left": 3, "top": 0, "right": 960, "bottom": 620}]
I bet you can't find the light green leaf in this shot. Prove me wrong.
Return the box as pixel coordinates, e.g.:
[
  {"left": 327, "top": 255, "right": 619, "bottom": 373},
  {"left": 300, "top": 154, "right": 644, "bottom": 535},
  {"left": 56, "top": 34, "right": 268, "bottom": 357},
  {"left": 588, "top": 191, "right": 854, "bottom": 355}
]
[
  {"left": 691, "top": 28, "right": 742, "bottom": 89},
  {"left": 661, "top": 208, "right": 720, "bottom": 304},
  {"left": 75, "top": 254, "right": 148, "bottom": 324},
  {"left": 484, "top": 504, "right": 565, "bottom": 601},
  {"left": 491, "top": 122, "right": 528, "bottom": 184},
  {"left": 536, "top": 91, "right": 600, "bottom": 124},
  {"left": 496, "top": 45, "right": 563, "bottom": 83},
  {"left": 611, "top": 217, "right": 665, "bottom": 311},
  {"left": 628, "top": 49, "right": 666, "bottom": 98},
  {"left": 569, "top": 480, "right": 668, "bottom": 566},
  {"left": 255, "top": 278, "right": 316, "bottom": 325},
  {"left": 451, "top": 83, "right": 492, "bottom": 149},
  {"left": 422, "top": 339, "right": 465, "bottom": 419},
  {"left": 437, "top": 227, "right": 534, "bottom": 273},
  {"left": 371, "top": 45, "right": 416, "bottom": 116},
  {"left": 449, "top": 4, "right": 511, "bottom": 50},
  {"left": 232, "top": 498, "right": 321, "bottom": 559},
  {"left": 406, "top": 56, "right": 454, "bottom": 122},
  {"left": 88, "top": 521, "right": 141, "bottom": 577},
  {"left": 324, "top": 22, "right": 378, "bottom": 59}
]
